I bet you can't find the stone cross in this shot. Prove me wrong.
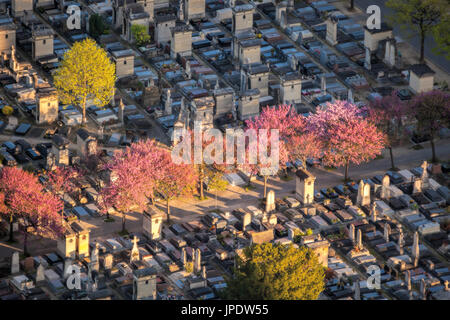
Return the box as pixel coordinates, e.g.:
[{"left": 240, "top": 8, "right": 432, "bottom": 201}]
[
  {"left": 412, "top": 231, "right": 420, "bottom": 267},
  {"left": 356, "top": 229, "right": 362, "bottom": 250},
  {"left": 11, "top": 252, "right": 19, "bottom": 274},
  {"left": 265, "top": 190, "right": 275, "bottom": 213},
  {"left": 36, "top": 263, "right": 45, "bottom": 283},
  {"left": 384, "top": 223, "right": 390, "bottom": 243},
  {"left": 349, "top": 224, "right": 355, "bottom": 243},
  {"left": 130, "top": 236, "right": 140, "bottom": 263},
  {"left": 413, "top": 178, "right": 422, "bottom": 194}
]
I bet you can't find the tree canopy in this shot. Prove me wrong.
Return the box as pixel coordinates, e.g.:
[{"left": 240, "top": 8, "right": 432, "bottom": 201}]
[
  {"left": 386, "top": 0, "right": 447, "bottom": 63},
  {"left": 224, "top": 243, "right": 325, "bottom": 300},
  {"left": 53, "top": 38, "right": 116, "bottom": 124}
]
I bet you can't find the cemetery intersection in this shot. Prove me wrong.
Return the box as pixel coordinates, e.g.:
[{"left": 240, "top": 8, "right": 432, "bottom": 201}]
[{"left": 0, "top": 0, "right": 449, "bottom": 303}]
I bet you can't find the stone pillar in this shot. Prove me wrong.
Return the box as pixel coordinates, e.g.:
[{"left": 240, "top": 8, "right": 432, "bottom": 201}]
[
  {"left": 11, "top": 252, "right": 19, "bottom": 274},
  {"left": 364, "top": 47, "right": 371, "bottom": 70},
  {"left": 412, "top": 231, "right": 420, "bottom": 267},
  {"left": 326, "top": 17, "right": 338, "bottom": 46},
  {"left": 349, "top": 224, "right": 355, "bottom": 243},
  {"left": 265, "top": 190, "right": 275, "bottom": 213},
  {"left": 384, "top": 223, "right": 390, "bottom": 243}
]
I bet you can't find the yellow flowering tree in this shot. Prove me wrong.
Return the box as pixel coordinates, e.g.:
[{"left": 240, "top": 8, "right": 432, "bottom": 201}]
[{"left": 53, "top": 38, "right": 116, "bottom": 124}]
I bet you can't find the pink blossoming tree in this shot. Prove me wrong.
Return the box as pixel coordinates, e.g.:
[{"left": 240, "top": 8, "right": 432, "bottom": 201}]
[{"left": 308, "top": 100, "right": 386, "bottom": 181}]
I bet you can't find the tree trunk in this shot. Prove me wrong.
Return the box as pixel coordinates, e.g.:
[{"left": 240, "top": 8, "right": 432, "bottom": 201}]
[
  {"left": 9, "top": 217, "right": 14, "bottom": 242},
  {"left": 81, "top": 96, "right": 87, "bottom": 125},
  {"left": 121, "top": 212, "right": 126, "bottom": 233},
  {"left": 344, "top": 161, "right": 349, "bottom": 182},
  {"left": 263, "top": 176, "right": 268, "bottom": 198},
  {"left": 430, "top": 137, "right": 437, "bottom": 163},
  {"left": 23, "top": 232, "right": 29, "bottom": 257},
  {"left": 420, "top": 29, "right": 425, "bottom": 63},
  {"left": 349, "top": 0, "right": 354, "bottom": 10},
  {"left": 389, "top": 147, "right": 396, "bottom": 170},
  {"left": 166, "top": 199, "right": 171, "bottom": 224},
  {"left": 199, "top": 170, "right": 204, "bottom": 200}
]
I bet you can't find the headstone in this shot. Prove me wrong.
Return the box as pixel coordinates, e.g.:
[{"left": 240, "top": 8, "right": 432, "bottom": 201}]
[
  {"left": 36, "top": 264, "right": 45, "bottom": 283},
  {"left": 265, "top": 190, "right": 275, "bottom": 213},
  {"left": 103, "top": 254, "right": 113, "bottom": 270},
  {"left": 321, "top": 75, "right": 326, "bottom": 94},
  {"left": 90, "top": 243, "right": 100, "bottom": 272},
  {"left": 130, "top": 236, "right": 140, "bottom": 263},
  {"left": 288, "top": 228, "right": 294, "bottom": 241},
  {"left": 362, "top": 183, "right": 370, "bottom": 206},
  {"left": 11, "top": 252, "right": 19, "bottom": 274},
  {"left": 5, "top": 116, "right": 18, "bottom": 131},
  {"left": 413, "top": 178, "right": 422, "bottom": 194},
  {"left": 381, "top": 175, "right": 390, "bottom": 199},
  {"left": 356, "top": 180, "right": 364, "bottom": 205}
]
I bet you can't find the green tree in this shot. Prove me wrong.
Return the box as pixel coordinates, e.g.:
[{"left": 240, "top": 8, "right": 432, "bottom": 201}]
[
  {"left": 89, "top": 14, "right": 107, "bottom": 39},
  {"left": 432, "top": 13, "right": 450, "bottom": 60},
  {"left": 224, "top": 243, "right": 325, "bottom": 300},
  {"left": 53, "top": 38, "right": 116, "bottom": 125},
  {"left": 131, "top": 24, "right": 151, "bottom": 47},
  {"left": 386, "top": 0, "right": 447, "bottom": 63}
]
